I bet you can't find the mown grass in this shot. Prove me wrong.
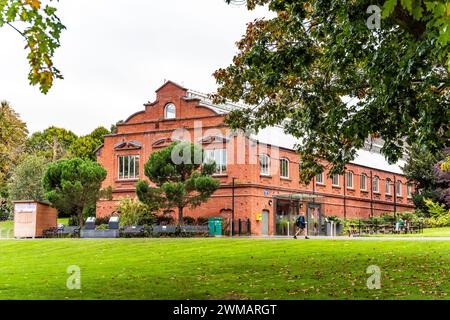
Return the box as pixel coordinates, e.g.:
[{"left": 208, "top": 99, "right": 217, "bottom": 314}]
[{"left": 0, "top": 238, "right": 448, "bottom": 300}]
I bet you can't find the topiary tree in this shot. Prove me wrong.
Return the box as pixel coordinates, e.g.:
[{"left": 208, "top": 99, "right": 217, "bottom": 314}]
[
  {"left": 43, "top": 157, "right": 107, "bottom": 226},
  {"left": 136, "top": 141, "right": 220, "bottom": 223}
]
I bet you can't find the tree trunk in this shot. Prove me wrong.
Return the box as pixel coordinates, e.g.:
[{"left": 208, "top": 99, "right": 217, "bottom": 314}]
[
  {"left": 178, "top": 207, "right": 183, "bottom": 225},
  {"left": 78, "top": 208, "right": 84, "bottom": 227}
]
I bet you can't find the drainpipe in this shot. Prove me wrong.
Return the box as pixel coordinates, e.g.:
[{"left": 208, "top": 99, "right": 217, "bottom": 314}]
[
  {"left": 370, "top": 171, "right": 374, "bottom": 218},
  {"left": 231, "top": 177, "right": 236, "bottom": 237},
  {"left": 393, "top": 175, "right": 397, "bottom": 220},
  {"left": 343, "top": 171, "right": 347, "bottom": 220}
]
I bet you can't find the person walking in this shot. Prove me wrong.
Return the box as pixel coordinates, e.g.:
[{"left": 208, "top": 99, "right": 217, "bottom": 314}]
[{"left": 293, "top": 214, "right": 309, "bottom": 239}]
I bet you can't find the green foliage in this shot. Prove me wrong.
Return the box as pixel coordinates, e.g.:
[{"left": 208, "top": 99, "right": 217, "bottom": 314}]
[
  {"left": 0, "top": 101, "right": 28, "bottom": 191},
  {"left": 218, "top": 0, "right": 449, "bottom": 182},
  {"left": 136, "top": 141, "right": 220, "bottom": 222},
  {"left": 117, "top": 197, "right": 155, "bottom": 226},
  {"left": 424, "top": 198, "right": 449, "bottom": 217},
  {"left": 0, "top": 0, "right": 65, "bottom": 93},
  {"left": 69, "top": 126, "right": 110, "bottom": 160},
  {"left": 43, "top": 157, "right": 107, "bottom": 225},
  {"left": 8, "top": 154, "right": 48, "bottom": 202},
  {"left": 25, "top": 126, "right": 78, "bottom": 161},
  {"left": 96, "top": 224, "right": 108, "bottom": 230}
]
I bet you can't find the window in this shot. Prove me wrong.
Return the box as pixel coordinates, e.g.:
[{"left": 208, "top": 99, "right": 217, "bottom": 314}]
[
  {"left": 396, "top": 181, "right": 402, "bottom": 197},
  {"left": 332, "top": 174, "right": 340, "bottom": 187},
  {"left": 316, "top": 172, "right": 324, "bottom": 184},
  {"left": 260, "top": 154, "right": 270, "bottom": 176},
  {"left": 164, "top": 103, "right": 176, "bottom": 119},
  {"left": 360, "top": 174, "right": 367, "bottom": 191},
  {"left": 407, "top": 183, "right": 412, "bottom": 198},
  {"left": 385, "top": 178, "right": 391, "bottom": 195},
  {"left": 346, "top": 171, "right": 354, "bottom": 189},
  {"left": 118, "top": 155, "right": 140, "bottom": 180},
  {"left": 204, "top": 149, "right": 227, "bottom": 175},
  {"left": 373, "top": 176, "right": 379, "bottom": 193},
  {"left": 280, "top": 158, "right": 289, "bottom": 178}
]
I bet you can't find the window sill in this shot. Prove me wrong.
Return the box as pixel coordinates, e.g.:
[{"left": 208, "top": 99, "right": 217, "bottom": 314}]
[
  {"left": 332, "top": 185, "right": 341, "bottom": 189},
  {"left": 280, "top": 177, "right": 291, "bottom": 181},
  {"left": 360, "top": 189, "right": 368, "bottom": 193},
  {"left": 316, "top": 182, "right": 325, "bottom": 186},
  {"left": 213, "top": 174, "right": 228, "bottom": 177},
  {"left": 116, "top": 179, "right": 139, "bottom": 183},
  {"left": 260, "top": 174, "right": 272, "bottom": 178},
  {"left": 346, "top": 187, "right": 355, "bottom": 191},
  {"left": 373, "top": 191, "right": 381, "bottom": 195}
]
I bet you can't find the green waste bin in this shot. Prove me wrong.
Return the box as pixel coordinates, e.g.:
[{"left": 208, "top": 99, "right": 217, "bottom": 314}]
[{"left": 208, "top": 217, "right": 223, "bottom": 236}]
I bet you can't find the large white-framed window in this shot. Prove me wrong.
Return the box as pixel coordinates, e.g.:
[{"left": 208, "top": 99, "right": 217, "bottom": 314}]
[
  {"left": 373, "top": 176, "right": 380, "bottom": 193},
  {"left": 164, "top": 103, "right": 176, "bottom": 119},
  {"left": 360, "top": 173, "right": 367, "bottom": 191},
  {"left": 407, "top": 183, "right": 412, "bottom": 198},
  {"left": 204, "top": 148, "right": 227, "bottom": 175},
  {"left": 385, "top": 178, "right": 391, "bottom": 195},
  {"left": 260, "top": 154, "right": 270, "bottom": 176},
  {"left": 332, "top": 174, "right": 340, "bottom": 187},
  {"left": 346, "top": 171, "right": 354, "bottom": 189},
  {"left": 316, "top": 172, "right": 324, "bottom": 184},
  {"left": 396, "top": 180, "right": 403, "bottom": 197},
  {"left": 280, "top": 158, "right": 289, "bottom": 179},
  {"left": 118, "top": 155, "right": 140, "bottom": 180}
]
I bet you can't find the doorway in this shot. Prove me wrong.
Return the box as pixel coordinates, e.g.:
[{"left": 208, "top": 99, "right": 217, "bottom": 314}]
[
  {"left": 306, "top": 203, "right": 323, "bottom": 236},
  {"left": 261, "top": 210, "right": 269, "bottom": 236}
]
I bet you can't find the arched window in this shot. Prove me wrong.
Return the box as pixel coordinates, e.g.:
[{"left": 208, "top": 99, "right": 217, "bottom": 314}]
[
  {"left": 280, "top": 158, "right": 289, "bottom": 178},
  {"left": 164, "top": 103, "right": 176, "bottom": 119},
  {"left": 360, "top": 173, "right": 367, "bottom": 191},
  {"left": 332, "top": 174, "right": 340, "bottom": 187},
  {"left": 260, "top": 154, "right": 270, "bottom": 176},
  {"left": 407, "top": 183, "right": 412, "bottom": 198},
  {"left": 396, "top": 180, "right": 402, "bottom": 196},
  {"left": 346, "top": 171, "right": 354, "bottom": 189},
  {"left": 316, "top": 172, "right": 324, "bottom": 184},
  {"left": 373, "top": 176, "right": 380, "bottom": 193},
  {"left": 385, "top": 178, "right": 391, "bottom": 195}
]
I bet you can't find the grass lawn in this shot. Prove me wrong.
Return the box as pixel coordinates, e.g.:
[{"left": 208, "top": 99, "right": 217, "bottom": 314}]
[
  {"left": 0, "top": 238, "right": 448, "bottom": 300},
  {"left": 367, "top": 227, "right": 450, "bottom": 237}
]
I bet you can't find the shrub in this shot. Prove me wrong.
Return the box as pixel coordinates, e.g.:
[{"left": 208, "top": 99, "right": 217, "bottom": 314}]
[
  {"left": 424, "top": 198, "right": 448, "bottom": 218},
  {"left": 95, "top": 215, "right": 112, "bottom": 225},
  {"left": 96, "top": 224, "right": 108, "bottom": 230},
  {"left": 182, "top": 216, "right": 195, "bottom": 225},
  {"left": 68, "top": 215, "right": 79, "bottom": 226},
  {"left": 117, "top": 197, "right": 155, "bottom": 226},
  {"left": 196, "top": 216, "right": 209, "bottom": 225},
  {"left": 156, "top": 215, "right": 175, "bottom": 225}
]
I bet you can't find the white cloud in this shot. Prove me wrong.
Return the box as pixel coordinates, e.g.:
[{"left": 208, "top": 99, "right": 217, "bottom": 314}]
[{"left": 0, "top": 0, "right": 269, "bottom": 135}]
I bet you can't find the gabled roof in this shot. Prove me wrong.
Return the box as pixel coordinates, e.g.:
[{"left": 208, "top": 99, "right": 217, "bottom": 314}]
[
  {"left": 155, "top": 80, "right": 188, "bottom": 93},
  {"left": 114, "top": 140, "right": 142, "bottom": 150}
]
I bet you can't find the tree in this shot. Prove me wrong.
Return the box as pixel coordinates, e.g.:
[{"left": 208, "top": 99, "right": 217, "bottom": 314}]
[
  {"left": 0, "top": 101, "right": 28, "bottom": 192},
  {"left": 8, "top": 154, "right": 47, "bottom": 202},
  {"left": 402, "top": 144, "right": 444, "bottom": 212},
  {"left": 43, "top": 157, "right": 107, "bottom": 226},
  {"left": 215, "top": 0, "right": 449, "bottom": 182},
  {"left": 434, "top": 153, "right": 450, "bottom": 207},
  {"left": 0, "top": 0, "right": 65, "bottom": 93},
  {"left": 136, "top": 141, "right": 220, "bottom": 223},
  {"left": 25, "top": 126, "right": 78, "bottom": 161},
  {"left": 69, "top": 126, "right": 110, "bottom": 160}
]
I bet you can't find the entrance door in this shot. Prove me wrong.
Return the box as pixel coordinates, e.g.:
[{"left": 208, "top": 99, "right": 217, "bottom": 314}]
[
  {"left": 261, "top": 210, "right": 269, "bottom": 236},
  {"left": 306, "top": 204, "right": 322, "bottom": 236}
]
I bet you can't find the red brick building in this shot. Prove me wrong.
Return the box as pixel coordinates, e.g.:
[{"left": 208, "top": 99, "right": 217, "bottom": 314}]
[{"left": 96, "top": 81, "right": 414, "bottom": 235}]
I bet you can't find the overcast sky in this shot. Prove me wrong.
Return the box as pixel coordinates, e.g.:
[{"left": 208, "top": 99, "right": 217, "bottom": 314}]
[{"left": 0, "top": 0, "right": 269, "bottom": 135}]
